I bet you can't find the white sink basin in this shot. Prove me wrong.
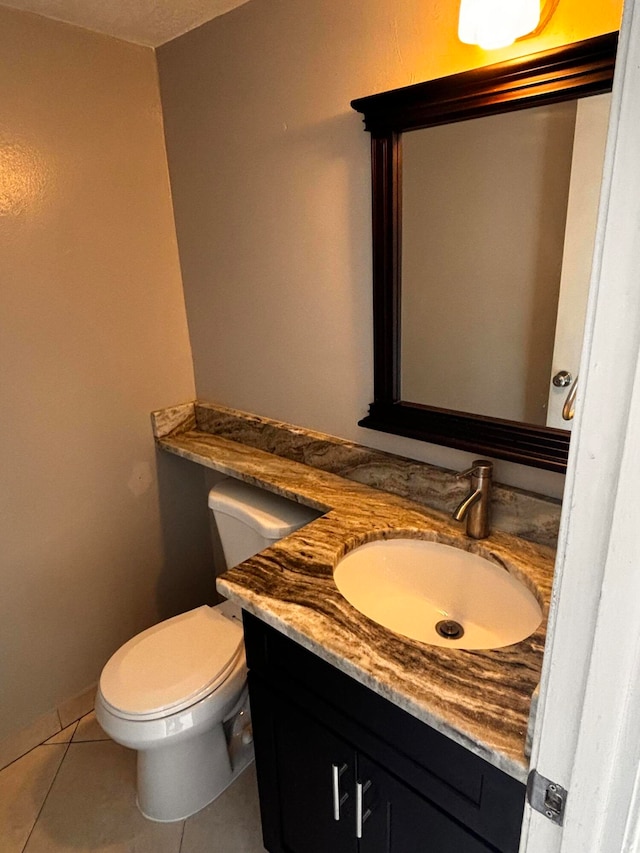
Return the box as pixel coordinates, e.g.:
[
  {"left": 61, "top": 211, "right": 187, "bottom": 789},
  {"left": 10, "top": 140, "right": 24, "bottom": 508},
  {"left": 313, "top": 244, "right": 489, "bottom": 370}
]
[{"left": 333, "top": 539, "right": 542, "bottom": 650}]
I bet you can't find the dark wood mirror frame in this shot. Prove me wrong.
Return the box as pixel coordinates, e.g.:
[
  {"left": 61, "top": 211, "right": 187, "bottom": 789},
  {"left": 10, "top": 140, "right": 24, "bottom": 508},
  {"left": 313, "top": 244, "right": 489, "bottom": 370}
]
[{"left": 351, "top": 33, "right": 617, "bottom": 473}]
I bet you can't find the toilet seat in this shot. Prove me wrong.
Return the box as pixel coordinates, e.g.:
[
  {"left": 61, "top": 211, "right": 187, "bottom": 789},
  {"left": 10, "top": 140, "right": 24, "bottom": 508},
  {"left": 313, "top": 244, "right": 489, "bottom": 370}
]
[{"left": 99, "top": 606, "right": 244, "bottom": 721}]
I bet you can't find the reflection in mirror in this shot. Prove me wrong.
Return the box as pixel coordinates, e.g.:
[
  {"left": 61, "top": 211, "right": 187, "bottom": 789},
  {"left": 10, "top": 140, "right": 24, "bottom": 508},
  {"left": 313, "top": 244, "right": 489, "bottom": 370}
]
[
  {"left": 401, "top": 94, "right": 611, "bottom": 429},
  {"left": 546, "top": 93, "right": 611, "bottom": 428}
]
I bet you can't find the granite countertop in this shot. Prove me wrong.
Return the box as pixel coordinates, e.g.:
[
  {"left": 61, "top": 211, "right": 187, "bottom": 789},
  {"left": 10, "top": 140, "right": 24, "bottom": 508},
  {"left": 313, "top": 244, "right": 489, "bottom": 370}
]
[{"left": 153, "top": 404, "right": 555, "bottom": 784}]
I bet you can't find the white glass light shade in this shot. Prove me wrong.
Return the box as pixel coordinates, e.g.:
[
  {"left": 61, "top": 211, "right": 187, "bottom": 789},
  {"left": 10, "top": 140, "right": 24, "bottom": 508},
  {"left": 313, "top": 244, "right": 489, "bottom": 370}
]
[{"left": 458, "top": 0, "right": 541, "bottom": 49}]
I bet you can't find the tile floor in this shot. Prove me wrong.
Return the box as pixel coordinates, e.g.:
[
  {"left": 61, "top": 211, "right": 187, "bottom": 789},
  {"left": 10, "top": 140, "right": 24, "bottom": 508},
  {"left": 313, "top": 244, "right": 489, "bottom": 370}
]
[{"left": 0, "top": 712, "right": 267, "bottom": 853}]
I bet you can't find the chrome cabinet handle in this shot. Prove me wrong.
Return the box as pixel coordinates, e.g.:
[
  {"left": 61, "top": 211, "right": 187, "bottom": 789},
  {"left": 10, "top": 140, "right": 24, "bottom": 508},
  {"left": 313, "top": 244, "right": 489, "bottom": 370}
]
[
  {"left": 562, "top": 374, "right": 579, "bottom": 421},
  {"left": 332, "top": 763, "right": 348, "bottom": 821},
  {"left": 355, "top": 780, "right": 372, "bottom": 839}
]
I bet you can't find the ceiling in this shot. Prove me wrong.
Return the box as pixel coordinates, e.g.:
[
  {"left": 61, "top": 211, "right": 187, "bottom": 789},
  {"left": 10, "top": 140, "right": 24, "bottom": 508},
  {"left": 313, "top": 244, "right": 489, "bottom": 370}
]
[{"left": 0, "top": 0, "right": 251, "bottom": 46}]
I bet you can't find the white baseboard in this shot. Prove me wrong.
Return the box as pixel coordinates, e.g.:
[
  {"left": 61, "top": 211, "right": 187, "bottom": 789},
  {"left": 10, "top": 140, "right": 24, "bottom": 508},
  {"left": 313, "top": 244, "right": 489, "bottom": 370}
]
[
  {"left": 58, "top": 683, "right": 97, "bottom": 730},
  {"left": 0, "top": 683, "right": 97, "bottom": 770}
]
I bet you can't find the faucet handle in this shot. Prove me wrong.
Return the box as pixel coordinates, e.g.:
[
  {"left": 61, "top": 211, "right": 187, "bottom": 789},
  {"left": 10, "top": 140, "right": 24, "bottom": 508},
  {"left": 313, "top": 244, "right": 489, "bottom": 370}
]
[{"left": 456, "top": 459, "right": 493, "bottom": 480}]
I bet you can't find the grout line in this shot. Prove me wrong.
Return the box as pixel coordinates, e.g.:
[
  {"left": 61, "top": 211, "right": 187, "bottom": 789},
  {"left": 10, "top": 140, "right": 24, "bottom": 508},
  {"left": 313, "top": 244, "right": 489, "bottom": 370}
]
[
  {"left": 20, "top": 738, "right": 73, "bottom": 853},
  {"left": 43, "top": 720, "right": 79, "bottom": 747},
  {"left": 0, "top": 745, "right": 42, "bottom": 773},
  {"left": 70, "top": 738, "right": 110, "bottom": 745},
  {"left": 178, "top": 818, "right": 186, "bottom": 853},
  {"left": 0, "top": 719, "right": 78, "bottom": 773}
]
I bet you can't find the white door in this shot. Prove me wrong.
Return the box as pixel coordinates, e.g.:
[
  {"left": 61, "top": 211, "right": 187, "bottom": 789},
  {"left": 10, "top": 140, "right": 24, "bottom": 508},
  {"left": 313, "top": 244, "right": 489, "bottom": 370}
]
[
  {"left": 521, "top": 1, "right": 640, "bottom": 850},
  {"left": 546, "top": 93, "right": 611, "bottom": 429}
]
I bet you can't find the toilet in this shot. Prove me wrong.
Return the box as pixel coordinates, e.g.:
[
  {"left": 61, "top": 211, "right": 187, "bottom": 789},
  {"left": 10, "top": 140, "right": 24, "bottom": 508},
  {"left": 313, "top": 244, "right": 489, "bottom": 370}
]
[{"left": 96, "top": 477, "right": 319, "bottom": 822}]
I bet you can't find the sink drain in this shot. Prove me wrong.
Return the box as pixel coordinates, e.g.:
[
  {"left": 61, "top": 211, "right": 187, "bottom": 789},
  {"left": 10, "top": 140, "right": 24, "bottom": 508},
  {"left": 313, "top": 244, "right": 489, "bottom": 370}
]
[{"left": 435, "top": 619, "right": 465, "bottom": 640}]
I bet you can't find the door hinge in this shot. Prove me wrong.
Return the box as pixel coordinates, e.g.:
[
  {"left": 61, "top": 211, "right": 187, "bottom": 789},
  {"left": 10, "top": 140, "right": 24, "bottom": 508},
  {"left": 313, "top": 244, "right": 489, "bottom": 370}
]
[{"left": 527, "top": 769, "right": 568, "bottom": 826}]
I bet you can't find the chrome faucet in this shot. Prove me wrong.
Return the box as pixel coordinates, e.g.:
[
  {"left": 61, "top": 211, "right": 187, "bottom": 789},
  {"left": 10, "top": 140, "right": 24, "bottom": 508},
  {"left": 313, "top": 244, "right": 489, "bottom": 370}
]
[{"left": 452, "top": 460, "right": 493, "bottom": 539}]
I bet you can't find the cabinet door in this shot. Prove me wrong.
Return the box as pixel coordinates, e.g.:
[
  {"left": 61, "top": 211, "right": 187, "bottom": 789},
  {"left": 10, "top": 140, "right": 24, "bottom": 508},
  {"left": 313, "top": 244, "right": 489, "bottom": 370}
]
[
  {"left": 250, "top": 675, "right": 358, "bottom": 853},
  {"left": 357, "top": 754, "right": 496, "bottom": 853}
]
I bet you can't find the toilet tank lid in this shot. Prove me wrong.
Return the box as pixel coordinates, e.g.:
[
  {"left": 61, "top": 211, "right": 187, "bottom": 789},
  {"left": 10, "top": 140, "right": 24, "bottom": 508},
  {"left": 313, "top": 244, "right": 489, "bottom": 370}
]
[{"left": 208, "top": 478, "right": 321, "bottom": 539}]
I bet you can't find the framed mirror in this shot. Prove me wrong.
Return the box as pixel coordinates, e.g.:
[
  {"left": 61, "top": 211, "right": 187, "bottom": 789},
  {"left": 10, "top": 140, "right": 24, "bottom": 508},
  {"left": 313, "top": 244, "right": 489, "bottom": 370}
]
[{"left": 352, "top": 33, "right": 617, "bottom": 472}]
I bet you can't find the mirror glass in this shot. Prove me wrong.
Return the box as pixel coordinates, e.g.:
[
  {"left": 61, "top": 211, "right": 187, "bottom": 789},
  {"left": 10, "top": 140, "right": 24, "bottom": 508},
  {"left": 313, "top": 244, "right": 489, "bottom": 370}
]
[{"left": 401, "top": 93, "right": 611, "bottom": 430}]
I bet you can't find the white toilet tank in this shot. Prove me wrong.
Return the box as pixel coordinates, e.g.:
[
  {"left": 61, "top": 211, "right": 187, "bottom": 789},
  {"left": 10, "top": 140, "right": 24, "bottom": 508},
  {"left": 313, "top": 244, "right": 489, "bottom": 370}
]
[{"left": 208, "top": 478, "right": 320, "bottom": 570}]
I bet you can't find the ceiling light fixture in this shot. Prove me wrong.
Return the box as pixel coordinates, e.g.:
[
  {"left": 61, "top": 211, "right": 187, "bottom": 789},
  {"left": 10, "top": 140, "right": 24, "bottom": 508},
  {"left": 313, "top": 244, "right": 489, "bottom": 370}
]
[{"left": 458, "top": 0, "right": 559, "bottom": 50}]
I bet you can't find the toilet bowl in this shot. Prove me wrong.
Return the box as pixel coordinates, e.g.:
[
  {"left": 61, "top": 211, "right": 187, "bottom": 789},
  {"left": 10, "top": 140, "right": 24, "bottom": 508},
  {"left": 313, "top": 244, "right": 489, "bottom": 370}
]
[
  {"left": 96, "top": 478, "right": 319, "bottom": 822},
  {"left": 96, "top": 601, "right": 248, "bottom": 821}
]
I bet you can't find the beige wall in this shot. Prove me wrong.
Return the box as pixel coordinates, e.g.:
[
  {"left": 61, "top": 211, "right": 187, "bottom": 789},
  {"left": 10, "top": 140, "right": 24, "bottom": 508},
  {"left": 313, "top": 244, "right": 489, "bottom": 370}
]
[
  {"left": 157, "top": 0, "right": 622, "bottom": 499},
  {"left": 0, "top": 8, "right": 212, "bottom": 743}
]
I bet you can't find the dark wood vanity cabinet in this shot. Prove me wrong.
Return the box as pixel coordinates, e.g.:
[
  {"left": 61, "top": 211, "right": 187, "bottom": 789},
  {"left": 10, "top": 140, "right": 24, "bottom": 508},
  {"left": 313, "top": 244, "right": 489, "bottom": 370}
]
[{"left": 243, "top": 612, "right": 526, "bottom": 853}]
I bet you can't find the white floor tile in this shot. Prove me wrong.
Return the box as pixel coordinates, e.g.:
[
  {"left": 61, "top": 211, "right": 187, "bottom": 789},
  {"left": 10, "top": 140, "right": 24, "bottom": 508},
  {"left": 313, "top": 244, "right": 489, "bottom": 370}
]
[
  {"left": 24, "top": 740, "right": 184, "bottom": 853},
  {"left": 180, "top": 763, "right": 267, "bottom": 853},
  {"left": 0, "top": 709, "right": 61, "bottom": 770},
  {"left": 44, "top": 722, "right": 78, "bottom": 745},
  {"left": 0, "top": 743, "right": 67, "bottom": 853},
  {"left": 71, "top": 711, "right": 108, "bottom": 743}
]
